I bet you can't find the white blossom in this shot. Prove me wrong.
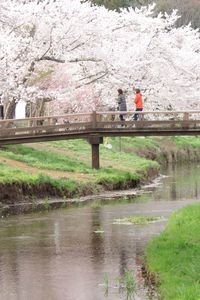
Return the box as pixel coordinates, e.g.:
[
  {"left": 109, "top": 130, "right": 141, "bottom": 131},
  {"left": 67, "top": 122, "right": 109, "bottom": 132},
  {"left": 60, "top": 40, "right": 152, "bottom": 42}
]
[{"left": 0, "top": 0, "right": 200, "bottom": 114}]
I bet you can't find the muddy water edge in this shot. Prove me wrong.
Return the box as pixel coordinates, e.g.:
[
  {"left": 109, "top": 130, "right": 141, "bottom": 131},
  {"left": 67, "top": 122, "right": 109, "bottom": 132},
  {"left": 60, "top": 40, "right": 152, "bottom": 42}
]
[{"left": 0, "top": 163, "right": 200, "bottom": 300}]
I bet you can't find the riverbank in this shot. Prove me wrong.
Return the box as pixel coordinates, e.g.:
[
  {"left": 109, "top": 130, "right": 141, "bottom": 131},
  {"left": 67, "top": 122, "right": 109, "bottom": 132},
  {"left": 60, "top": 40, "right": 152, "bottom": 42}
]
[
  {"left": 0, "top": 136, "right": 200, "bottom": 215},
  {"left": 0, "top": 137, "right": 159, "bottom": 215},
  {"left": 145, "top": 203, "right": 200, "bottom": 300}
]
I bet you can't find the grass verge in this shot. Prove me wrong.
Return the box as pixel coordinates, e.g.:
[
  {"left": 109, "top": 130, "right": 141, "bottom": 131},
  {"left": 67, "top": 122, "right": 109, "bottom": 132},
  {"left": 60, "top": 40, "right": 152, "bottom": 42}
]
[
  {"left": 0, "top": 163, "right": 101, "bottom": 205},
  {"left": 0, "top": 136, "right": 200, "bottom": 204},
  {"left": 145, "top": 203, "right": 200, "bottom": 300},
  {"left": 0, "top": 139, "right": 159, "bottom": 188}
]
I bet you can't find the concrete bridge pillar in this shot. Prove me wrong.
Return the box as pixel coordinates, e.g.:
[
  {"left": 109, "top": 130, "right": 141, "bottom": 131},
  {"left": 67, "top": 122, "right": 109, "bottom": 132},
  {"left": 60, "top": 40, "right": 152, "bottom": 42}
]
[{"left": 88, "top": 135, "right": 103, "bottom": 169}]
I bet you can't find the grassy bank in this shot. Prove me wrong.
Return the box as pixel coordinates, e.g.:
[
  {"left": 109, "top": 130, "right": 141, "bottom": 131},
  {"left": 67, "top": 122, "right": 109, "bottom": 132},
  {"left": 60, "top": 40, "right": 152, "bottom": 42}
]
[
  {"left": 0, "top": 136, "right": 200, "bottom": 205},
  {"left": 0, "top": 137, "right": 159, "bottom": 203},
  {"left": 145, "top": 203, "right": 200, "bottom": 300},
  {"left": 0, "top": 163, "right": 90, "bottom": 202},
  {"left": 160, "top": 136, "right": 200, "bottom": 163}
]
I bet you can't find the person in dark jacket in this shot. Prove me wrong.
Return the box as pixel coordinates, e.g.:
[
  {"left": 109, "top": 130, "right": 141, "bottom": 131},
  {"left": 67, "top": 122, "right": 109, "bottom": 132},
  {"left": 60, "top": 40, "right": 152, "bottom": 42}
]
[{"left": 117, "top": 89, "right": 127, "bottom": 121}]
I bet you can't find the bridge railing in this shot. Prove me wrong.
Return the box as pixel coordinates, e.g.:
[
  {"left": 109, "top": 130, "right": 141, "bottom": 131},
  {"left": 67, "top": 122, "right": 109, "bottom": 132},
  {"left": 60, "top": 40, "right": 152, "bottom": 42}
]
[
  {"left": 0, "top": 111, "right": 200, "bottom": 138},
  {"left": 95, "top": 111, "right": 200, "bottom": 129},
  {"left": 0, "top": 113, "right": 92, "bottom": 137}
]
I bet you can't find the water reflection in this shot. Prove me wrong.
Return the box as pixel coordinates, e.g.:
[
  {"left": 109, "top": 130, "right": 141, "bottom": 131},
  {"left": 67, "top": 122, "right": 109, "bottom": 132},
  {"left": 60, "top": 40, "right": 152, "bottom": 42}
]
[
  {"left": 119, "top": 247, "right": 128, "bottom": 277},
  {"left": 152, "top": 163, "right": 200, "bottom": 201},
  {"left": 90, "top": 207, "right": 105, "bottom": 266},
  {"left": 0, "top": 163, "right": 200, "bottom": 299}
]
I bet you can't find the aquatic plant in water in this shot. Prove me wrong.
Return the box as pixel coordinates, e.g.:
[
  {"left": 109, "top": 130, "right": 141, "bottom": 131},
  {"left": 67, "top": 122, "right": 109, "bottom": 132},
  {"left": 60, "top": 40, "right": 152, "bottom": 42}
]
[
  {"left": 113, "top": 215, "right": 162, "bottom": 225},
  {"left": 102, "top": 269, "right": 137, "bottom": 299},
  {"left": 44, "top": 197, "right": 50, "bottom": 210},
  {"left": 94, "top": 226, "right": 104, "bottom": 234},
  {"left": 104, "top": 274, "right": 109, "bottom": 297},
  {"left": 124, "top": 269, "right": 137, "bottom": 300}
]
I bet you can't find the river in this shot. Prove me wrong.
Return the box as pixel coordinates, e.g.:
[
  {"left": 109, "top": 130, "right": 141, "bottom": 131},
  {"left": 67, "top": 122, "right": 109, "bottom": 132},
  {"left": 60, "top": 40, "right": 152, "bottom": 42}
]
[{"left": 0, "top": 163, "right": 200, "bottom": 300}]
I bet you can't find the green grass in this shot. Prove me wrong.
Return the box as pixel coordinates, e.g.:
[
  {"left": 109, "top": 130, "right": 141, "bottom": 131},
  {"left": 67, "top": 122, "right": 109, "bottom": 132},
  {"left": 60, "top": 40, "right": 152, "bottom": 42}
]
[
  {"left": 49, "top": 137, "right": 159, "bottom": 162},
  {"left": 0, "top": 163, "right": 79, "bottom": 192},
  {"left": 145, "top": 203, "right": 200, "bottom": 300},
  {"left": 172, "top": 136, "right": 200, "bottom": 149},
  {"left": 100, "top": 136, "right": 159, "bottom": 153},
  {"left": 0, "top": 144, "right": 92, "bottom": 173},
  {"left": 0, "top": 136, "right": 199, "bottom": 196},
  {"left": 0, "top": 139, "right": 159, "bottom": 187},
  {"left": 47, "top": 138, "right": 159, "bottom": 175}
]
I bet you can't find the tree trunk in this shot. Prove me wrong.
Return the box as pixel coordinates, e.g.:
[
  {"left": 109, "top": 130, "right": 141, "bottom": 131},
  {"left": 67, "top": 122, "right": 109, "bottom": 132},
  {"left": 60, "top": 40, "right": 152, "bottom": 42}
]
[
  {"left": 4, "top": 99, "right": 16, "bottom": 119},
  {"left": 26, "top": 98, "right": 46, "bottom": 118}
]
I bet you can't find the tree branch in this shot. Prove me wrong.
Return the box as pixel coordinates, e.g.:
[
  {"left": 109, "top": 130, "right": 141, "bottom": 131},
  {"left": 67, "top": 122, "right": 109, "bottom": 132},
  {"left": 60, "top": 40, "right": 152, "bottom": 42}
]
[
  {"left": 36, "top": 56, "right": 65, "bottom": 63},
  {"left": 79, "top": 70, "right": 106, "bottom": 81},
  {"left": 39, "top": 27, "right": 54, "bottom": 60},
  {"left": 68, "top": 42, "right": 85, "bottom": 52},
  {"left": 75, "top": 71, "right": 108, "bottom": 89},
  {"left": 69, "top": 58, "right": 102, "bottom": 63}
]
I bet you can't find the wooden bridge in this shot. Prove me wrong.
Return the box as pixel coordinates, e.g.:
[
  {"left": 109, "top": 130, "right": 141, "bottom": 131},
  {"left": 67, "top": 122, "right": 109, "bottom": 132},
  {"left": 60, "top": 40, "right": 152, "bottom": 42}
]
[{"left": 0, "top": 110, "right": 200, "bottom": 168}]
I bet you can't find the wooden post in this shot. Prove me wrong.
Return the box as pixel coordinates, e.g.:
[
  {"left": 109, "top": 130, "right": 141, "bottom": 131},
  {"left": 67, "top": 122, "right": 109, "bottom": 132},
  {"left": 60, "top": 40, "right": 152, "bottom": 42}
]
[
  {"left": 140, "top": 113, "right": 144, "bottom": 121},
  {"left": 183, "top": 112, "right": 189, "bottom": 128},
  {"left": 183, "top": 112, "right": 189, "bottom": 121},
  {"left": 48, "top": 117, "right": 51, "bottom": 125},
  {"left": 88, "top": 135, "right": 103, "bottom": 169},
  {"left": 92, "top": 143, "right": 100, "bottom": 169},
  {"left": 91, "top": 111, "right": 97, "bottom": 128}
]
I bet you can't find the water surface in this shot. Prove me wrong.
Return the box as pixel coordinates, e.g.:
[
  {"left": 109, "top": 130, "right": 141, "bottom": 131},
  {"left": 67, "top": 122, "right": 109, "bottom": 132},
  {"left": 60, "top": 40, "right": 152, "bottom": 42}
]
[{"left": 0, "top": 163, "right": 200, "bottom": 300}]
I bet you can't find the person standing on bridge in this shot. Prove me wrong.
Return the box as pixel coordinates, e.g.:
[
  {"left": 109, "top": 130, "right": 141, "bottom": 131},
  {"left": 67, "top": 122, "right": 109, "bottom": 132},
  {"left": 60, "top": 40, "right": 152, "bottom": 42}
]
[
  {"left": 117, "top": 89, "right": 127, "bottom": 122},
  {"left": 133, "top": 88, "right": 143, "bottom": 121}
]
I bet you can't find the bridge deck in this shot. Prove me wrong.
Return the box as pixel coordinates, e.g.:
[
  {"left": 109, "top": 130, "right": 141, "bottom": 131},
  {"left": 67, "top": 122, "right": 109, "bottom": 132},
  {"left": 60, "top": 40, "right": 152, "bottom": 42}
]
[
  {"left": 0, "top": 111, "right": 200, "bottom": 145},
  {"left": 1, "top": 110, "right": 200, "bottom": 168}
]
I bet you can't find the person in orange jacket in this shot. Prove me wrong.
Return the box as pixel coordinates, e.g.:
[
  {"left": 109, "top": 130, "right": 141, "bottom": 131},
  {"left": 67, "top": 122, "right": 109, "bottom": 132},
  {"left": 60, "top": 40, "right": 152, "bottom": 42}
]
[{"left": 133, "top": 88, "right": 143, "bottom": 121}]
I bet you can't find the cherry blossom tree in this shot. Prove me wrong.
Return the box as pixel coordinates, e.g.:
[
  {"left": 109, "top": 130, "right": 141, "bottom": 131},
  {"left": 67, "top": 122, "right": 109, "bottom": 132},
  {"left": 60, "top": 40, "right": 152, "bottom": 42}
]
[{"left": 0, "top": 0, "right": 200, "bottom": 118}]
